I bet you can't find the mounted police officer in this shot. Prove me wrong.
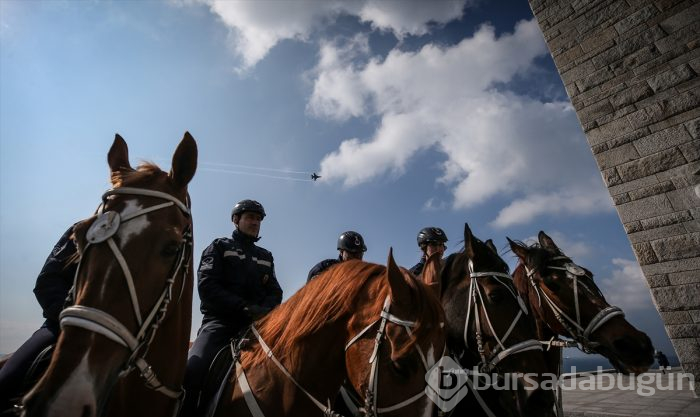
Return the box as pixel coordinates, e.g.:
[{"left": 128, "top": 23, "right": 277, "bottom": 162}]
[
  {"left": 182, "top": 199, "right": 282, "bottom": 417},
  {"left": 307, "top": 231, "right": 366, "bottom": 282},
  {"left": 0, "top": 225, "right": 78, "bottom": 410},
  {"left": 409, "top": 227, "right": 448, "bottom": 276}
]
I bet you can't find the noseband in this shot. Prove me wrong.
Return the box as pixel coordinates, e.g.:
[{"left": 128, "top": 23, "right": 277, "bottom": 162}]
[
  {"left": 524, "top": 256, "right": 624, "bottom": 353},
  {"left": 463, "top": 260, "right": 542, "bottom": 373},
  {"left": 59, "top": 186, "right": 192, "bottom": 399},
  {"left": 236, "top": 295, "right": 437, "bottom": 417}
]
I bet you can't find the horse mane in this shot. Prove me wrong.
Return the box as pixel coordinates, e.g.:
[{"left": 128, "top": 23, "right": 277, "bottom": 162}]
[
  {"left": 110, "top": 162, "right": 163, "bottom": 187},
  {"left": 248, "top": 259, "right": 442, "bottom": 370}
]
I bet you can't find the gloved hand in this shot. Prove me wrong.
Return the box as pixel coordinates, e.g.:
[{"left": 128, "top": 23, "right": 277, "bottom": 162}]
[{"left": 244, "top": 304, "right": 270, "bottom": 321}]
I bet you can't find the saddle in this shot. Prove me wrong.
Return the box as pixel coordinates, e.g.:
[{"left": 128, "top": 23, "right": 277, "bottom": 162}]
[
  {"left": 0, "top": 344, "right": 54, "bottom": 416},
  {"left": 197, "top": 337, "right": 247, "bottom": 417}
]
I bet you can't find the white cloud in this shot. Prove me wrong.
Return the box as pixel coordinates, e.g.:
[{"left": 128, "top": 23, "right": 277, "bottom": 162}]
[
  {"left": 599, "top": 258, "right": 653, "bottom": 311},
  {"left": 491, "top": 181, "right": 615, "bottom": 228},
  {"left": 310, "top": 19, "right": 612, "bottom": 224},
  {"left": 197, "top": 0, "right": 468, "bottom": 70}
]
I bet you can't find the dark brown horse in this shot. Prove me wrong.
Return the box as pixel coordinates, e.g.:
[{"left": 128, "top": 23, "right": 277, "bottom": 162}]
[
  {"left": 21, "top": 133, "right": 197, "bottom": 417},
  {"left": 439, "top": 224, "right": 555, "bottom": 417},
  {"left": 509, "top": 232, "right": 654, "bottom": 378},
  {"left": 212, "top": 251, "right": 446, "bottom": 417}
]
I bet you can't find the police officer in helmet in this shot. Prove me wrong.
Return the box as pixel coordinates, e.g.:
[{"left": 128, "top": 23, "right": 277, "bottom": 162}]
[
  {"left": 307, "top": 231, "right": 367, "bottom": 282},
  {"left": 183, "top": 199, "right": 282, "bottom": 417},
  {"left": 409, "top": 227, "right": 448, "bottom": 276}
]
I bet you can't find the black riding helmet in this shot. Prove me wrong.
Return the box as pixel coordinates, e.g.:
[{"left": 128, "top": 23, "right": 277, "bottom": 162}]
[
  {"left": 337, "top": 231, "right": 367, "bottom": 253},
  {"left": 417, "top": 227, "right": 448, "bottom": 248},
  {"left": 231, "top": 199, "right": 266, "bottom": 221}
]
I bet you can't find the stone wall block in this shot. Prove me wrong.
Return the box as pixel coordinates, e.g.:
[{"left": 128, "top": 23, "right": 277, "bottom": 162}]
[
  {"left": 608, "top": 172, "right": 658, "bottom": 195},
  {"left": 561, "top": 60, "right": 597, "bottom": 86},
  {"left": 666, "top": 181, "right": 700, "bottom": 211},
  {"left": 678, "top": 140, "right": 700, "bottom": 162},
  {"left": 666, "top": 324, "right": 700, "bottom": 338},
  {"left": 622, "top": 45, "right": 662, "bottom": 72},
  {"left": 661, "top": 311, "right": 693, "bottom": 324},
  {"left": 614, "top": 5, "right": 658, "bottom": 35},
  {"left": 685, "top": 117, "right": 700, "bottom": 139},
  {"left": 641, "top": 256, "right": 700, "bottom": 276},
  {"left": 628, "top": 181, "right": 676, "bottom": 201},
  {"left": 690, "top": 310, "right": 700, "bottom": 323},
  {"left": 617, "top": 148, "right": 686, "bottom": 181},
  {"left": 582, "top": 26, "right": 618, "bottom": 53},
  {"left": 624, "top": 221, "right": 643, "bottom": 234},
  {"left": 596, "top": 143, "right": 639, "bottom": 170},
  {"left": 596, "top": 104, "right": 638, "bottom": 126},
  {"left": 668, "top": 270, "right": 700, "bottom": 285},
  {"left": 648, "top": 64, "right": 696, "bottom": 93},
  {"left": 609, "top": 82, "right": 654, "bottom": 110},
  {"left": 658, "top": 2, "right": 700, "bottom": 34},
  {"left": 633, "top": 125, "right": 693, "bottom": 156},
  {"left": 655, "top": 21, "right": 700, "bottom": 53},
  {"left": 576, "top": 66, "right": 616, "bottom": 92},
  {"left": 634, "top": 242, "right": 659, "bottom": 265},
  {"left": 627, "top": 103, "right": 665, "bottom": 130},
  {"left": 649, "top": 106, "right": 700, "bottom": 134},
  {"left": 648, "top": 274, "right": 671, "bottom": 288},
  {"left": 639, "top": 210, "right": 693, "bottom": 230},
  {"left": 587, "top": 117, "right": 634, "bottom": 145},
  {"left": 651, "top": 283, "right": 700, "bottom": 311},
  {"left": 618, "top": 194, "right": 674, "bottom": 223},
  {"left": 618, "top": 26, "right": 667, "bottom": 57},
  {"left": 602, "top": 167, "right": 623, "bottom": 186},
  {"left": 651, "top": 232, "right": 700, "bottom": 262},
  {"left": 671, "top": 338, "right": 700, "bottom": 364},
  {"left": 629, "top": 223, "right": 687, "bottom": 244},
  {"left": 613, "top": 193, "right": 631, "bottom": 205},
  {"left": 577, "top": 1, "right": 629, "bottom": 35},
  {"left": 579, "top": 99, "right": 615, "bottom": 125}
]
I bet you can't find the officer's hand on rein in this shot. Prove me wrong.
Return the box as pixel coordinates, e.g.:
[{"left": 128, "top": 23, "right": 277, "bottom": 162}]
[{"left": 244, "top": 304, "right": 269, "bottom": 321}]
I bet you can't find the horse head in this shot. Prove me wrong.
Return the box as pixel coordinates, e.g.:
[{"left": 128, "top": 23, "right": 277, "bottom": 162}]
[
  {"left": 229, "top": 249, "right": 445, "bottom": 416},
  {"left": 22, "top": 133, "right": 197, "bottom": 417},
  {"left": 509, "top": 231, "right": 654, "bottom": 374},
  {"left": 440, "top": 223, "right": 555, "bottom": 417}
]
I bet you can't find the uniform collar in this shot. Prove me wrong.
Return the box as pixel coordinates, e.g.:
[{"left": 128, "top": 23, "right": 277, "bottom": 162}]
[{"left": 232, "top": 229, "right": 261, "bottom": 245}]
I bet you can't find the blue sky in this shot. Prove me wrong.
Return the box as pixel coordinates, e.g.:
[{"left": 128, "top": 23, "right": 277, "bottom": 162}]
[{"left": 0, "top": 0, "right": 674, "bottom": 360}]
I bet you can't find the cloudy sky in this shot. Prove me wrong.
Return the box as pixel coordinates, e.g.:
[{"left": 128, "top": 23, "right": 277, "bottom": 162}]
[{"left": 0, "top": 0, "right": 674, "bottom": 361}]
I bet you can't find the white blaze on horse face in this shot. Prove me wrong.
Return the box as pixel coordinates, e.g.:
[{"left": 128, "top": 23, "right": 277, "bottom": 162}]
[
  {"left": 117, "top": 200, "right": 150, "bottom": 248},
  {"left": 47, "top": 352, "right": 97, "bottom": 417}
]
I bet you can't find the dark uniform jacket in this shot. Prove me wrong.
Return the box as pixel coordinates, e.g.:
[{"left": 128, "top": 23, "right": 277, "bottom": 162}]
[
  {"left": 198, "top": 229, "right": 283, "bottom": 330},
  {"left": 306, "top": 258, "right": 340, "bottom": 282},
  {"left": 33, "top": 226, "right": 78, "bottom": 326}
]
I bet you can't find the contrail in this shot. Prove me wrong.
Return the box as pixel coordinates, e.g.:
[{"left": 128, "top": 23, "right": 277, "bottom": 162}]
[
  {"left": 201, "top": 161, "right": 309, "bottom": 175},
  {"left": 200, "top": 167, "right": 313, "bottom": 182}
]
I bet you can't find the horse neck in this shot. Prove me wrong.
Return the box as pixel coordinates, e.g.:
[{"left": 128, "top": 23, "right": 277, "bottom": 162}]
[
  {"left": 513, "top": 264, "right": 556, "bottom": 341},
  {"left": 237, "top": 320, "right": 348, "bottom": 415}
]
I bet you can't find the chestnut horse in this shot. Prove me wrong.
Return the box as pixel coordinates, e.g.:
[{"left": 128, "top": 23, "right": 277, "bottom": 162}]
[
  {"left": 439, "top": 224, "right": 555, "bottom": 417},
  {"left": 211, "top": 251, "right": 445, "bottom": 417},
  {"left": 21, "top": 133, "right": 197, "bottom": 417},
  {"left": 508, "top": 232, "right": 654, "bottom": 378}
]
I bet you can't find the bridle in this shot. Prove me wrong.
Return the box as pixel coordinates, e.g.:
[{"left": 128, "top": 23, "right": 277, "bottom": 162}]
[
  {"left": 59, "top": 186, "right": 192, "bottom": 400},
  {"left": 523, "top": 255, "right": 624, "bottom": 353},
  {"left": 236, "top": 295, "right": 439, "bottom": 417},
  {"left": 463, "top": 259, "right": 542, "bottom": 373},
  {"left": 450, "top": 258, "right": 543, "bottom": 417}
]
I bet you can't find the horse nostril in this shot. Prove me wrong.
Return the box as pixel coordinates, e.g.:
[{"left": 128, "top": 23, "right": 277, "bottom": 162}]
[{"left": 81, "top": 405, "right": 94, "bottom": 417}]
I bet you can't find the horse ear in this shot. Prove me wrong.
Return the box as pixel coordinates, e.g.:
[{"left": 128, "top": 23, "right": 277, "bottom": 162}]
[
  {"left": 538, "top": 231, "right": 559, "bottom": 252},
  {"left": 464, "top": 223, "right": 476, "bottom": 259},
  {"left": 485, "top": 239, "right": 498, "bottom": 254},
  {"left": 422, "top": 252, "right": 442, "bottom": 296},
  {"left": 386, "top": 248, "right": 411, "bottom": 309},
  {"left": 169, "top": 132, "right": 198, "bottom": 188},
  {"left": 508, "top": 237, "right": 528, "bottom": 261},
  {"left": 108, "top": 134, "right": 132, "bottom": 174}
]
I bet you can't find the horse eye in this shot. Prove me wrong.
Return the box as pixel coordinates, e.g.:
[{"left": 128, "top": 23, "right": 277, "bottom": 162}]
[
  {"left": 161, "top": 241, "right": 180, "bottom": 257},
  {"left": 390, "top": 358, "right": 413, "bottom": 377},
  {"left": 488, "top": 290, "right": 505, "bottom": 303}
]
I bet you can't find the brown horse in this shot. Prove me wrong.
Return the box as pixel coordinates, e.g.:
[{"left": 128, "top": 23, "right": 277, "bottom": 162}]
[
  {"left": 211, "top": 251, "right": 445, "bottom": 417},
  {"left": 439, "top": 224, "right": 555, "bottom": 417},
  {"left": 509, "top": 232, "right": 654, "bottom": 377},
  {"left": 21, "top": 133, "right": 197, "bottom": 417}
]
